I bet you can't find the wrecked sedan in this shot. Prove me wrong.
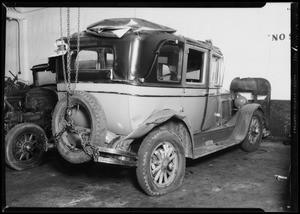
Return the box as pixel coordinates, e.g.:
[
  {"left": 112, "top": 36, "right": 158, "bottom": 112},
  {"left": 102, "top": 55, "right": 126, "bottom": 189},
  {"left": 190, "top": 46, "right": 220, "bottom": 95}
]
[{"left": 50, "top": 18, "right": 267, "bottom": 196}]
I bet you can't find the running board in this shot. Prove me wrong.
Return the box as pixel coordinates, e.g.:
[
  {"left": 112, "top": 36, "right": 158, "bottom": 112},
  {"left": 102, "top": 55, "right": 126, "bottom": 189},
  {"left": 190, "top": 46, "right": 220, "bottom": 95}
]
[{"left": 193, "top": 139, "right": 241, "bottom": 159}]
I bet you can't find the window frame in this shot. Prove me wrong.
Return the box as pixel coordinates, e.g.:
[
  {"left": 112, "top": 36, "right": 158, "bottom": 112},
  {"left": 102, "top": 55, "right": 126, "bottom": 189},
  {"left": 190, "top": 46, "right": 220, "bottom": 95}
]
[
  {"left": 183, "top": 45, "right": 208, "bottom": 88},
  {"left": 209, "top": 53, "right": 223, "bottom": 88},
  {"left": 156, "top": 42, "right": 183, "bottom": 84},
  {"left": 70, "top": 47, "right": 115, "bottom": 71}
]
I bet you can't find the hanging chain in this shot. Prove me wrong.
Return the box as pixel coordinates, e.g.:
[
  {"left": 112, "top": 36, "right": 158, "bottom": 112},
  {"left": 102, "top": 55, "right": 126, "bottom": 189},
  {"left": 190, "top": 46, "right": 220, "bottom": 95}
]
[
  {"left": 60, "top": 8, "right": 80, "bottom": 118},
  {"left": 56, "top": 8, "right": 95, "bottom": 156},
  {"left": 60, "top": 8, "right": 67, "bottom": 86},
  {"left": 65, "top": 8, "right": 72, "bottom": 114},
  {"left": 55, "top": 7, "right": 82, "bottom": 145},
  {"left": 72, "top": 7, "right": 80, "bottom": 92},
  {"left": 59, "top": 8, "right": 81, "bottom": 113},
  {"left": 66, "top": 8, "right": 71, "bottom": 95}
]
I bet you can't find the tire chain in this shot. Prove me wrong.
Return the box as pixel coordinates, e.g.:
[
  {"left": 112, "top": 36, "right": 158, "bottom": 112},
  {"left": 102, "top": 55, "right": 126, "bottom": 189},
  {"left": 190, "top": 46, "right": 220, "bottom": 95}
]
[
  {"left": 53, "top": 119, "right": 69, "bottom": 146},
  {"left": 53, "top": 119, "right": 98, "bottom": 159},
  {"left": 80, "top": 133, "right": 99, "bottom": 159}
]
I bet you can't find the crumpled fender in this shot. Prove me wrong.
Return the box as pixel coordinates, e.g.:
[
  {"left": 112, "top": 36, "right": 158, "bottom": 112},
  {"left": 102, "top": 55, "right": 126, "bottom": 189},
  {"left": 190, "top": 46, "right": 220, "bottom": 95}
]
[
  {"left": 124, "top": 109, "right": 193, "bottom": 141},
  {"left": 228, "top": 103, "right": 263, "bottom": 142}
]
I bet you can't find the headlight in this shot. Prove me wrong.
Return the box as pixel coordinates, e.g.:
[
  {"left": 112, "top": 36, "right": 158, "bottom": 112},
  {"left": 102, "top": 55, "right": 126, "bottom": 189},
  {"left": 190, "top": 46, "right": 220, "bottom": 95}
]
[
  {"left": 234, "top": 95, "right": 248, "bottom": 109},
  {"left": 54, "top": 39, "right": 68, "bottom": 55}
]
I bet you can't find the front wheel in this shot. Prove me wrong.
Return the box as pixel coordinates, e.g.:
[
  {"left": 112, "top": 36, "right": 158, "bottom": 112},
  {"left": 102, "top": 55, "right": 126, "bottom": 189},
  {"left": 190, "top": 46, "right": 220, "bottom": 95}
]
[
  {"left": 5, "top": 123, "right": 46, "bottom": 170},
  {"left": 136, "top": 129, "right": 186, "bottom": 196},
  {"left": 241, "top": 110, "right": 263, "bottom": 152}
]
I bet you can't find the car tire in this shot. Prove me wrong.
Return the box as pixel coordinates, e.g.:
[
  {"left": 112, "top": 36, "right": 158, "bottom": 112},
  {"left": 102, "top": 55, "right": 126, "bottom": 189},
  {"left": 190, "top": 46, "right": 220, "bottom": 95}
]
[
  {"left": 5, "top": 123, "right": 46, "bottom": 171},
  {"left": 241, "top": 110, "right": 263, "bottom": 152},
  {"left": 52, "top": 91, "right": 107, "bottom": 164},
  {"left": 136, "top": 129, "right": 186, "bottom": 196}
]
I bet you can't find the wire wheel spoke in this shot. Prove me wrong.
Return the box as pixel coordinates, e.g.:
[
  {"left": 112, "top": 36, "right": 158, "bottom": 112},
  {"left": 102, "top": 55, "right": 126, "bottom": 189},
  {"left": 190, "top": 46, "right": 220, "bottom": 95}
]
[
  {"left": 153, "top": 150, "right": 162, "bottom": 161},
  {"left": 154, "top": 169, "right": 162, "bottom": 182},
  {"left": 19, "top": 153, "right": 26, "bottom": 161},
  {"left": 164, "top": 143, "right": 174, "bottom": 158},
  {"left": 28, "top": 133, "right": 33, "bottom": 142},
  {"left": 248, "top": 117, "right": 261, "bottom": 144},
  {"left": 158, "top": 171, "right": 164, "bottom": 184},
  {"left": 13, "top": 132, "right": 42, "bottom": 162},
  {"left": 163, "top": 172, "right": 168, "bottom": 184},
  {"left": 151, "top": 164, "right": 161, "bottom": 175}
]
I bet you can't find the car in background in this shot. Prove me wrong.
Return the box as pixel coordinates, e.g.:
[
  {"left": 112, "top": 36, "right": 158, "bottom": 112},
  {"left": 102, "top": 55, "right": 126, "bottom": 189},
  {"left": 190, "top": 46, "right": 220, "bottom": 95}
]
[{"left": 4, "top": 65, "right": 57, "bottom": 171}]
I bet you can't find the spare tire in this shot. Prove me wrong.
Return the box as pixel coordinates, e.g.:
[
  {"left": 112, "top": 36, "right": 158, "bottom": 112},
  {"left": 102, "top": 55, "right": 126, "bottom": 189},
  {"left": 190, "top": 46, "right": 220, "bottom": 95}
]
[{"left": 52, "top": 91, "right": 107, "bottom": 164}]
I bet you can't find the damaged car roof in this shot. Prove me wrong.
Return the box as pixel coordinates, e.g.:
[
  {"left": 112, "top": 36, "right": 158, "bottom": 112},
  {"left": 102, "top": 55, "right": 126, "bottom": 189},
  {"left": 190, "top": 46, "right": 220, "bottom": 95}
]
[
  {"left": 83, "top": 18, "right": 221, "bottom": 55},
  {"left": 86, "top": 18, "right": 176, "bottom": 38}
]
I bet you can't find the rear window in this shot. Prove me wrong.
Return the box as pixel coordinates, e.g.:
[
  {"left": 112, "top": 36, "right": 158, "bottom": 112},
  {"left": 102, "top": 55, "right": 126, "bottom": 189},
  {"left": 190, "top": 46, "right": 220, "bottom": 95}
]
[{"left": 69, "top": 47, "right": 115, "bottom": 82}]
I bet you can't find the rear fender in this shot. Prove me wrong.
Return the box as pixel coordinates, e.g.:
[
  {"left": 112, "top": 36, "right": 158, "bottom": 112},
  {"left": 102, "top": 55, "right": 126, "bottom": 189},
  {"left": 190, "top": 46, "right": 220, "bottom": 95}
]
[
  {"left": 123, "top": 109, "right": 194, "bottom": 154},
  {"left": 228, "top": 103, "right": 263, "bottom": 142}
]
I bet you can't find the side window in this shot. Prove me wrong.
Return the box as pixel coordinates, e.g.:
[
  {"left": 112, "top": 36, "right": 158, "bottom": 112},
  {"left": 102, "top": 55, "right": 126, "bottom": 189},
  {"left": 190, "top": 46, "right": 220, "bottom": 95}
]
[
  {"left": 210, "top": 55, "right": 222, "bottom": 86},
  {"left": 186, "top": 49, "right": 206, "bottom": 84},
  {"left": 71, "top": 48, "right": 114, "bottom": 70},
  {"left": 157, "top": 44, "right": 181, "bottom": 82}
]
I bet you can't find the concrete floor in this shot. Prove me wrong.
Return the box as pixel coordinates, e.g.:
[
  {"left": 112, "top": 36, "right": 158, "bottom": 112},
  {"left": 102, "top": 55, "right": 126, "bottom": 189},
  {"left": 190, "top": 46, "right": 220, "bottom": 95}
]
[{"left": 4, "top": 138, "right": 292, "bottom": 212}]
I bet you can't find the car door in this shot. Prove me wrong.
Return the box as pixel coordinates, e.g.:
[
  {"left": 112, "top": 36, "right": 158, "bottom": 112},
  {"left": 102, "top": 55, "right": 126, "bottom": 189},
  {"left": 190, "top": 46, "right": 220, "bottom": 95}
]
[
  {"left": 201, "top": 53, "right": 223, "bottom": 130},
  {"left": 181, "top": 44, "right": 208, "bottom": 133}
]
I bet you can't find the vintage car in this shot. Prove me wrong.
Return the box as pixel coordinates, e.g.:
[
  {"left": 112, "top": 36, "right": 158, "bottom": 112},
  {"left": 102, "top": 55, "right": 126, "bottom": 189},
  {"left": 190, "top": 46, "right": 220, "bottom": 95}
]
[
  {"left": 4, "top": 66, "right": 57, "bottom": 171},
  {"left": 50, "top": 18, "right": 267, "bottom": 196}
]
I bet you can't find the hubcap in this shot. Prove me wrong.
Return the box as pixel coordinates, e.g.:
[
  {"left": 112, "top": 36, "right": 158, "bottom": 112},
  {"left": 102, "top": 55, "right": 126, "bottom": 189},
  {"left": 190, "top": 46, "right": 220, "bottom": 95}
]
[{"left": 150, "top": 141, "right": 179, "bottom": 188}]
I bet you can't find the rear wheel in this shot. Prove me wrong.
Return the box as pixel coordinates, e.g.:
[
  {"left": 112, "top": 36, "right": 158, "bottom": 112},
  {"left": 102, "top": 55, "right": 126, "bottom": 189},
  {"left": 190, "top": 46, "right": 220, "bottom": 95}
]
[
  {"left": 5, "top": 123, "right": 46, "bottom": 170},
  {"left": 52, "top": 91, "right": 107, "bottom": 164},
  {"left": 241, "top": 110, "right": 263, "bottom": 152},
  {"left": 136, "top": 129, "right": 186, "bottom": 196}
]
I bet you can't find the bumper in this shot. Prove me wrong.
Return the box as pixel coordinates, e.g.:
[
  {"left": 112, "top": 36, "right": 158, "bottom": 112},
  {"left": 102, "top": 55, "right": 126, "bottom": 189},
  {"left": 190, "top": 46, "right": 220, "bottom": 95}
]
[{"left": 93, "top": 147, "right": 138, "bottom": 167}]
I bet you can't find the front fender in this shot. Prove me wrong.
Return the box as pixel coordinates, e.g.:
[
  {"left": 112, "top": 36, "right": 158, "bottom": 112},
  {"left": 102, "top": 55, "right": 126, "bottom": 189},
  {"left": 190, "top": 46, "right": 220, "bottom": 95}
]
[
  {"left": 124, "top": 109, "right": 193, "bottom": 141},
  {"left": 228, "top": 103, "right": 263, "bottom": 142}
]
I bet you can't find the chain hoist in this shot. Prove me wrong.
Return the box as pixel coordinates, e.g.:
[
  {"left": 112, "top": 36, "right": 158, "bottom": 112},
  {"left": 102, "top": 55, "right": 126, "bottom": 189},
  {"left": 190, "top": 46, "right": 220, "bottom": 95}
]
[
  {"left": 59, "top": 7, "right": 80, "bottom": 112},
  {"left": 56, "top": 9, "right": 98, "bottom": 160},
  {"left": 55, "top": 7, "right": 81, "bottom": 144}
]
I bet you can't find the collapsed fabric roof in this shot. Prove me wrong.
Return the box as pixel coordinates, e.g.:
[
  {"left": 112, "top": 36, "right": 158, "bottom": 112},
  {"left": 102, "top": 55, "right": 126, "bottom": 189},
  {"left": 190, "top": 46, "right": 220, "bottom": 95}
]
[{"left": 86, "top": 18, "right": 176, "bottom": 38}]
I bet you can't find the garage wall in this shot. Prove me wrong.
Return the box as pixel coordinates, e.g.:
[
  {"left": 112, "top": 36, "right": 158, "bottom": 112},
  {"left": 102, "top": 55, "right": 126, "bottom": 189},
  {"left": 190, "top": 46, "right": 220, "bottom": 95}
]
[
  {"left": 4, "top": 4, "right": 292, "bottom": 137},
  {"left": 5, "top": 19, "right": 19, "bottom": 76}
]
